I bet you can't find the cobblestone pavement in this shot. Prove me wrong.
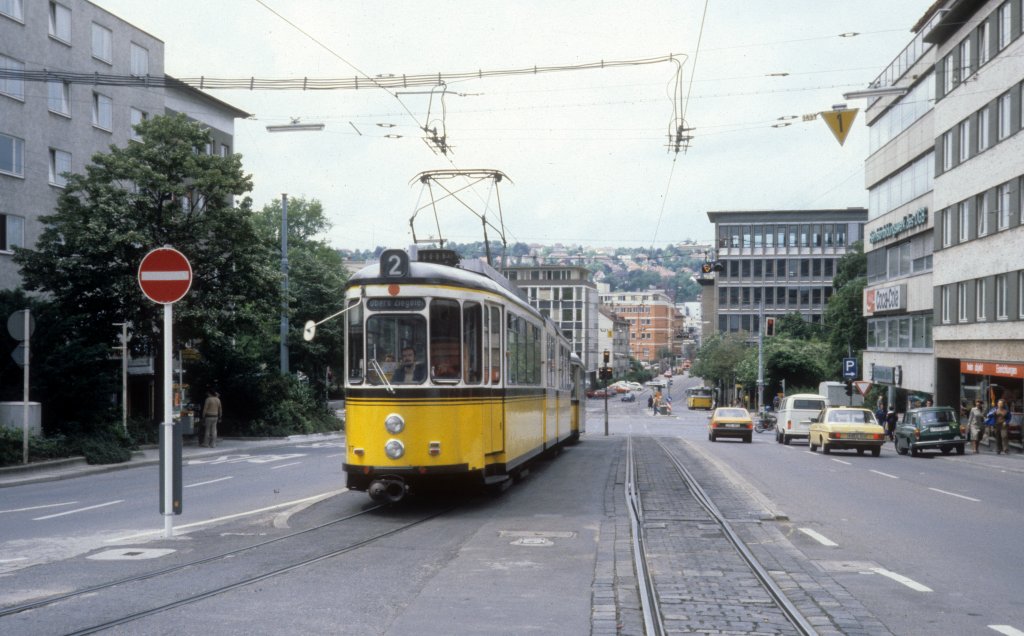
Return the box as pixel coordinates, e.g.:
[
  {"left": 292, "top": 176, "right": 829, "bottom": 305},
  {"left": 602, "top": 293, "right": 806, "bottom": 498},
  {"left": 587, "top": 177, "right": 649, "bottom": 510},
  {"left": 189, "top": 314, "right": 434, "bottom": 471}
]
[{"left": 594, "top": 436, "right": 894, "bottom": 635}]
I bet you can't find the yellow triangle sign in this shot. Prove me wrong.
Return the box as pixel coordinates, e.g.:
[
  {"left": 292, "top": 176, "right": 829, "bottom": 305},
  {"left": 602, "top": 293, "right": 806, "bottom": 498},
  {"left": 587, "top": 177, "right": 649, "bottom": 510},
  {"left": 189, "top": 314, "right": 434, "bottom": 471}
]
[{"left": 821, "top": 108, "right": 859, "bottom": 146}]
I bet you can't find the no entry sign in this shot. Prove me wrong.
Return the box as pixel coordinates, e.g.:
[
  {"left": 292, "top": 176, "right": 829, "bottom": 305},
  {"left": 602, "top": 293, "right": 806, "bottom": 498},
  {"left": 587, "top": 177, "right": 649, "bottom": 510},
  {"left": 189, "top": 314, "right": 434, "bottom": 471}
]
[{"left": 138, "top": 247, "right": 192, "bottom": 304}]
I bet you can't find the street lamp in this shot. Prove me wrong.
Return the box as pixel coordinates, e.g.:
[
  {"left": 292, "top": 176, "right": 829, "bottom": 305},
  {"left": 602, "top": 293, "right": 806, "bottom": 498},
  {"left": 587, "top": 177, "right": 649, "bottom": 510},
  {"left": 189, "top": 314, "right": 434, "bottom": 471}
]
[
  {"left": 842, "top": 86, "right": 909, "bottom": 100},
  {"left": 264, "top": 120, "right": 324, "bottom": 373}
]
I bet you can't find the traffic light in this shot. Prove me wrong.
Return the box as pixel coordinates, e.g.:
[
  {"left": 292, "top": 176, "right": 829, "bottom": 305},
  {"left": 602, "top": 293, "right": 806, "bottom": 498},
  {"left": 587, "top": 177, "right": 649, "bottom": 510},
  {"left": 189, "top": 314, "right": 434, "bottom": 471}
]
[
  {"left": 603, "top": 349, "right": 610, "bottom": 365},
  {"left": 764, "top": 317, "right": 776, "bottom": 337},
  {"left": 844, "top": 379, "right": 853, "bottom": 396}
]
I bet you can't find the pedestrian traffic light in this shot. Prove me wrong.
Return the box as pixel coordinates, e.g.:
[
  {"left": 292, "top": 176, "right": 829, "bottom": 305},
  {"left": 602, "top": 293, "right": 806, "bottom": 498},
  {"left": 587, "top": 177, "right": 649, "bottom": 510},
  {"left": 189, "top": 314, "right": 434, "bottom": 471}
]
[
  {"left": 765, "top": 317, "right": 776, "bottom": 337},
  {"left": 603, "top": 349, "right": 610, "bottom": 365},
  {"left": 844, "top": 379, "right": 853, "bottom": 396}
]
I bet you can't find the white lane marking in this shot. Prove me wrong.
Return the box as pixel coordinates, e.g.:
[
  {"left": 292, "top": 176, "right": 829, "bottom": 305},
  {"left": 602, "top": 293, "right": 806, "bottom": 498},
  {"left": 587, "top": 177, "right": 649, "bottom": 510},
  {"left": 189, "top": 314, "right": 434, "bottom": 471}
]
[
  {"left": 186, "top": 476, "right": 233, "bottom": 488},
  {"left": 326, "top": 453, "right": 344, "bottom": 458},
  {"left": 0, "top": 501, "right": 78, "bottom": 514},
  {"left": 871, "top": 567, "right": 933, "bottom": 592},
  {"left": 33, "top": 500, "right": 124, "bottom": 521},
  {"left": 106, "top": 490, "right": 348, "bottom": 543},
  {"left": 271, "top": 462, "right": 301, "bottom": 470},
  {"left": 990, "top": 626, "right": 1024, "bottom": 635},
  {"left": 870, "top": 470, "right": 899, "bottom": 479},
  {"left": 798, "top": 527, "right": 838, "bottom": 547},
  {"left": 0, "top": 557, "right": 29, "bottom": 564},
  {"left": 929, "top": 487, "right": 981, "bottom": 502},
  {"left": 830, "top": 458, "right": 852, "bottom": 465}
]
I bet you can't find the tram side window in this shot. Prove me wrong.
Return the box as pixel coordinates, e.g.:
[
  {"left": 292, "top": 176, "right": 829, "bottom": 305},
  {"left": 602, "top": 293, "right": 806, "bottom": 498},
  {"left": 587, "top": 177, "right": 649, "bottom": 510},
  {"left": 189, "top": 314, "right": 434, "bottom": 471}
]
[
  {"left": 488, "top": 306, "right": 501, "bottom": 384},
  {"left": 463, "top": 302, "right": 482, "bottom": 384},
  {"left": 365, "top": 314, "right": 426, "bottom": 384},
  {"left": 346, "top": 299, "right": 365, "bottom": 382},
  {"left": 430, "top": 299, "right": 461, "bottom": 381},
  {"left": 530, "top": 325, "right": 541, "bottom": 384}
]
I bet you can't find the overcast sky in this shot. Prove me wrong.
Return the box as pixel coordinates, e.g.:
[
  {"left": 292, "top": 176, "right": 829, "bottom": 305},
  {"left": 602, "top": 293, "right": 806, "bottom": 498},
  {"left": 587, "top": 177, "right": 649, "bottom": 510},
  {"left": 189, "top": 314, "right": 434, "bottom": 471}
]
[{"left": 98, "top": 0, "right": 934, "bottom": 251}]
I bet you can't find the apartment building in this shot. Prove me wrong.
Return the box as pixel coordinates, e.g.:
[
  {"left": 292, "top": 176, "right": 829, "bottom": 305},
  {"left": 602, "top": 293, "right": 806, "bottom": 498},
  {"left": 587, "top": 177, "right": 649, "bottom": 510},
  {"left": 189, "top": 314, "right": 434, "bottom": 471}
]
[
  {"left": 861, "top": 11, "right": 942, "bottom": 409},
  {"left": 597, "top": 306, "right": 630, "bottom": 377},
  {"left": 505, "top": 264, "right": 600, "bottom": 371},
  {"left": 926, "top": 0, "right": 1024, "bottom": 414},
  {"left": 598, "top": 289, "right": 677, "bottom": 368},
  {"left": 0, "top": 0, "right": 247, "bottom": 289}
]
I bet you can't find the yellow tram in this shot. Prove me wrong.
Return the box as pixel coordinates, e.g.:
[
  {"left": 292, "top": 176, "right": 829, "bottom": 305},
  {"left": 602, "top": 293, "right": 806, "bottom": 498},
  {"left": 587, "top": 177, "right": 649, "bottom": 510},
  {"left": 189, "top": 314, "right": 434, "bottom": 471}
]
[{"left": 341, "top": 248, "right": 585, "bottom": 501}]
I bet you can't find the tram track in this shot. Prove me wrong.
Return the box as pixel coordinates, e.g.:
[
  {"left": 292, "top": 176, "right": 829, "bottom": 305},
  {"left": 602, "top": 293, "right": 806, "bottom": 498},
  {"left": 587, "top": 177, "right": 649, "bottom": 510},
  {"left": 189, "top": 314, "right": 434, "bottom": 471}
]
[
  {"left": 625, "top": 436, "right": 817, "bottom": 636},
  {"left": 0, "top": 497, "right": 458, "bottom": 634}
]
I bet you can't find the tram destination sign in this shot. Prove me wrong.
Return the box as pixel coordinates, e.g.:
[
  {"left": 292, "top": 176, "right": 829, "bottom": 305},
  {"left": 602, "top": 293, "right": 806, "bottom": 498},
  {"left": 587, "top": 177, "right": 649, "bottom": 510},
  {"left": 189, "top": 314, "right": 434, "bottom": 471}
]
[{"left": 367, "top": 297, "right": 426, "bottom": 311}]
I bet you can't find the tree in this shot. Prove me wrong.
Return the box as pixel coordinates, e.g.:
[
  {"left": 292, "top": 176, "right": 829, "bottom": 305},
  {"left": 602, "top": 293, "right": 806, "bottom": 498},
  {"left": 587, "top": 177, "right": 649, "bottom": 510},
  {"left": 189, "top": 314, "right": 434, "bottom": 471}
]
[
  {"left": 824, "top": 241, "right": 867, "bottom": 376},
  {"left": 690, "top": 332, "right": 749, "bottom": 391},
  {"left": 253, "top": 197, "right": 348, "bottom": 402},
  {"left": 15, "top": 114, "right": 280, "bottom": 430}
]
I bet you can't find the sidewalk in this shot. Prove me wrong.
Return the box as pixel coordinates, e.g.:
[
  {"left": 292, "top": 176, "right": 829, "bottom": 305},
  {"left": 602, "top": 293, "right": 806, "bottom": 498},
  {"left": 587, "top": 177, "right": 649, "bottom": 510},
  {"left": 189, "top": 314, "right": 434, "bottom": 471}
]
[{"left": 0, "top": 431, "right": 344, "bottom": 489}]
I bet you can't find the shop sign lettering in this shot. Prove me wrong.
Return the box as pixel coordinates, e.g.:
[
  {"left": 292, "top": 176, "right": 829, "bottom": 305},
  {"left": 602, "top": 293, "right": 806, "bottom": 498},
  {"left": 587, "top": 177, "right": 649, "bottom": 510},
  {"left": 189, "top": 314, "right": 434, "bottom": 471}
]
[{"left": 869, "top": 208, "right": 928, "bottom": 244}]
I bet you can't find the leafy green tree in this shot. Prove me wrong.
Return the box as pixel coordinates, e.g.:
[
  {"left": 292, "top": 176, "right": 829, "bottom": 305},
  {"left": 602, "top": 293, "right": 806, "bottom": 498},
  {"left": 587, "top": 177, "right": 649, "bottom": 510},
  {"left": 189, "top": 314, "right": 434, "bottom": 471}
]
[
  {"left": 824, "top": 241, "right": 867, "bottom": 376},
  {"left": 690, "top": 332, "right": 749, "bottom": 390},
  {"left": 775, "top": 312, "right": 825, "bottom": 341},
  {"left": 15, "top": 114, "right": 280, "bottom": 430},
  {"left": 253, "top": 198, "right": 348, "bottom": 402}
]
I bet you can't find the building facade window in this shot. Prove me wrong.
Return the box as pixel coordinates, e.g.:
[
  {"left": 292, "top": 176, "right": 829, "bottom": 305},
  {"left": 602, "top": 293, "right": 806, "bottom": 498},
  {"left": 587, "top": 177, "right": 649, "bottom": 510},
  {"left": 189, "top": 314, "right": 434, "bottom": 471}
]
[
  {"left": 978, "top": 106, "right": 991, "bottom": 151},
  {"left": 91, "top": 23, "right": 112, "bottom": 63},
  {"left": 0, "top": 55, "right": 25, "bottom": 101},
  {"left": 48, "top": 2, "right": 70, "bottom": 42},
  {"left": 47, "top": 80, "right": 70, "bottom": 116},
  {"left": 942, "top": 131, "right": 954, "bottom": 170},
  {"left": 976, "top": 278, "right": 987, "bottom": 321},
  {"left": 943, "top": 207, "right": 953, "bottom": 247},
  {"left": 0, "top": 132, "right": 24, "bottom": 177},
  {"left": 943, "top": 52, "right": 955, "bottom": 94},
  {"left": 996, "top": 274, "right": 1008, "bottom": 319},
  {"left": 958, "top": 201, "right": 970, "bottom": 242},
  {"left": 959, "top": 39, "right": 972, "bottom": 82},
  {"left": 130, "top": 43, "right": 149, "bottom": 77},
  {"left": 976, "top": 193, "right": 989, "bottom": 237},
  {"left": 998, "top": 2, "right": 1011, "bottom": 50},
  {"left": 92, "top": 93, "right": 112, "bottom": 130},
  {"left": 997, "top": 183, "right": 1010, "bottom": 229},
  {"left": 942, "top": 286, "right": 951, "bottom": 323},
  {"left": 978, "top": 20, "right": 991, "bottom": 65},
  {"left": 998, "top": 92, "right": 1012, "bottom": 140},
  {"left": 959, "top": 119, "right": 971, "bottom": 162},
  {"left": 958, "top": 282, "right": 969, "bottom": 322},
  {"left": 130, "top": 108, "right": 147, "bottom": 140},
  {"left": 0, "top": 0, "right": 23, "bottom": 21},
  {"left": 0, "top": 214, "right": 24, "bottom": 251},
  {"left": 48, "top": 148, "right": 71, "bottom": 187}
]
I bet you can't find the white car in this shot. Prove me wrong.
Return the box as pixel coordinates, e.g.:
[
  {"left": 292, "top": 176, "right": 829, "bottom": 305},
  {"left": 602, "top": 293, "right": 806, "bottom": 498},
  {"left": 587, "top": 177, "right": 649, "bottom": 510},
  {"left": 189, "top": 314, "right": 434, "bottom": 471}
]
[{"left": 775, "top": 393, "right": 828, "bottom": 445}]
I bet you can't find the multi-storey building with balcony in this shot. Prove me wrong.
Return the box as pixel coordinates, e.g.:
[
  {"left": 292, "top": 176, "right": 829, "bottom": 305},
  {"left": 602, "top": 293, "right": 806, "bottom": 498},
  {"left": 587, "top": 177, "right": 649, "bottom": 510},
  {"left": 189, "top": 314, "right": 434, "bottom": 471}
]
[
  {"left": 505, "top": 264, "right": 599, "bottom": 372},
  {"left": 705, "top": 209, "right": 867, "bottom": 339},
  {"left": 926, "top": 0, "right": 1024, "bottom": 417},
  {"left": 0, "top": 0, "right": 248, "bottom": 289},
  {"left": 861, "top": 10, "right": 942, "bottom": 410}
]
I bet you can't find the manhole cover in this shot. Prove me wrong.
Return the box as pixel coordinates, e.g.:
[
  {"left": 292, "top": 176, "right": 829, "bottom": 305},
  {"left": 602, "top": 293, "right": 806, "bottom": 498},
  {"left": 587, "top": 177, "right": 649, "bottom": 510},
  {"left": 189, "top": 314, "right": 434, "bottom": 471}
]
[
  {"left": 88, "top": 548, "right": 176, "bottom": 561},
  {"left": 511, "top": 537, "right": 554, "bottom": 547}
]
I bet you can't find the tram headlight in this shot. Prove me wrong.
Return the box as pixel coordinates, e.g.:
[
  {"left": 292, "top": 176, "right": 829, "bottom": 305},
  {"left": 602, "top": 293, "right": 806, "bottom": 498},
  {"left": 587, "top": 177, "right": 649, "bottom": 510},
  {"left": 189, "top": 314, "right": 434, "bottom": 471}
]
[
  {"left": 384, "top": 413, "right": 405, "bottom": 434},
  {"left": 384, "top": 439, "right": 405, "bottom": 459}
]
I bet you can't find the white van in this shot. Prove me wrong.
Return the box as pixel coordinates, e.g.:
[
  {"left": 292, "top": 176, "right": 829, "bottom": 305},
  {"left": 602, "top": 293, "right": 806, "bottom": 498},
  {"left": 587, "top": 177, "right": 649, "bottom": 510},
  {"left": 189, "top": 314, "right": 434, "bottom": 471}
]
[{"left": 775, "top": 393, "right": 828, "bottom": 445}]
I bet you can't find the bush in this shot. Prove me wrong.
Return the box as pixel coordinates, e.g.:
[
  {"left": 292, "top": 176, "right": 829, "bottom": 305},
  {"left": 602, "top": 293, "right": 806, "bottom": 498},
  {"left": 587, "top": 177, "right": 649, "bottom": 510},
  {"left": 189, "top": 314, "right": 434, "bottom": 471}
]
[{"left": 78, "top": 425, "right": 133, "bottom": 464}]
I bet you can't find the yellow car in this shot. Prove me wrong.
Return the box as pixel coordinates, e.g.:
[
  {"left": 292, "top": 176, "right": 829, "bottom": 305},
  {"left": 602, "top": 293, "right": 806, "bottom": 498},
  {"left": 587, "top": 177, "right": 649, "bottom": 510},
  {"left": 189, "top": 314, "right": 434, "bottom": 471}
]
[
  {"left": 708, "top": 407, "right": 753, "bottom": 443},
  {"left": 808, "top": 407, "right": 886, "bottom": 456}
]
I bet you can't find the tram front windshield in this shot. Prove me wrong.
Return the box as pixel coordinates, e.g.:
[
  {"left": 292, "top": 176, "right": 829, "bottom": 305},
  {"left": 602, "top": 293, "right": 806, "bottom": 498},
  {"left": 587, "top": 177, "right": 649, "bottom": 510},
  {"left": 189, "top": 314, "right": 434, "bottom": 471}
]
[{"left": 347, "top": 298, "right": 487, "bottom": 386}]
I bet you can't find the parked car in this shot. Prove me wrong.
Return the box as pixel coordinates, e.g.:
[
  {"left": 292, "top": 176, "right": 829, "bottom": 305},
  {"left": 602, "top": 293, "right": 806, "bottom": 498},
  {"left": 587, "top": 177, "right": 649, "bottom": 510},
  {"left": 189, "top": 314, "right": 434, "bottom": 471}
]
[
  {"left": 586, "top": 388, "right": 610, "bottom": 398},
  {"left": 775, "top": 393, "right": 828, "bottom": 445},
  {"left": 808, "top": 407, "right": 885, "bottom": 456},
  {"left": 708, "top": 407, "right": 753, "bottom": 443},
  {"left": 894, "top": 406, "right": 966, "bottom": 456},
  {"left": 621, "top": 392, "right": 637, "bottom": 402}
]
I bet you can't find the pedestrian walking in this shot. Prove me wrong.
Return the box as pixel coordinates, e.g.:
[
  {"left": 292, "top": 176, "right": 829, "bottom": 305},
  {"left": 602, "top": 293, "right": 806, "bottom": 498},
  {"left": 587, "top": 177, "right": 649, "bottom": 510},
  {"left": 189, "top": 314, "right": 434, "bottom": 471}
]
[
  {"left": 201, "top": 389, "right": 222, "bottom": 448},
  {"left": 992, "top": 399, "right": 1011, "bottom": 454},
  {"left": 967, "top": 399, "right": 986, "bottom": 454},
  {"left": 885, "top": 408, "right": 898, "bottom": 441}
]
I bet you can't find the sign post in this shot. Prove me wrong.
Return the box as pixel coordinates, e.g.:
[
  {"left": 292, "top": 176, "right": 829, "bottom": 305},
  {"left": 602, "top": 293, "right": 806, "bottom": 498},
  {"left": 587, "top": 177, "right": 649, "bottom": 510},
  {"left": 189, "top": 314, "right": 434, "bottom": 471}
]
[{"left": 138, "top": 247, "right": 192, "bottom": 538}]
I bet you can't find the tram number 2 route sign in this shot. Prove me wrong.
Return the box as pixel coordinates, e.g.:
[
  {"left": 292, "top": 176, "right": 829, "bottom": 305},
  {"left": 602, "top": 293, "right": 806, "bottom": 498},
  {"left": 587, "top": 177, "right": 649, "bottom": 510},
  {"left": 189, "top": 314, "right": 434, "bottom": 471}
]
[{"left": 138, "top": 247, "right": 193, "bottom": 304}]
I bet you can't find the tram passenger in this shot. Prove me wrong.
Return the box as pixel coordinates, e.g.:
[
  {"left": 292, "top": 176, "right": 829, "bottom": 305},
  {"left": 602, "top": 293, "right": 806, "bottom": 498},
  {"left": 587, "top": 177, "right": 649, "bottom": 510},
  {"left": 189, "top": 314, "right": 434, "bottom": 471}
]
[{"left": 391, "top": 346, "right": 426, "bottom": 383}]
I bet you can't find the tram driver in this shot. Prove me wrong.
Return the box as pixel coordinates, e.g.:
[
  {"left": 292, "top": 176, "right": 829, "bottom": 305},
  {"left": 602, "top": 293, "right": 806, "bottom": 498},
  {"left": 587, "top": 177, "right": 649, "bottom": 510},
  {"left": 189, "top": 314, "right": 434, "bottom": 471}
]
[{"left": 391, "top": 346, "right": 426, "bottom": 383}]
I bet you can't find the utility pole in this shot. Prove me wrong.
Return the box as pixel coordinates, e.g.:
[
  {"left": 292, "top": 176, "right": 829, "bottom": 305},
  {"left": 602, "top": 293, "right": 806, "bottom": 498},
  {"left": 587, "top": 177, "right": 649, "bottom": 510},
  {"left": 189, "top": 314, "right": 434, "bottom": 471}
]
[{"left": 757, "top": 301, "right": 764, "bottom": 414}]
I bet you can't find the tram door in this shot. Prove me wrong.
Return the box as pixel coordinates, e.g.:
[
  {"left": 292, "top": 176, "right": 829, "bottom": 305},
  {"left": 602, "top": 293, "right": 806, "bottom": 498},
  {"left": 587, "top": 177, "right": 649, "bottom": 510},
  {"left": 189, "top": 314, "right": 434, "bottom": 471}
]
[{"left": 485, "top": 304, "right": 504, "bottom": 453}]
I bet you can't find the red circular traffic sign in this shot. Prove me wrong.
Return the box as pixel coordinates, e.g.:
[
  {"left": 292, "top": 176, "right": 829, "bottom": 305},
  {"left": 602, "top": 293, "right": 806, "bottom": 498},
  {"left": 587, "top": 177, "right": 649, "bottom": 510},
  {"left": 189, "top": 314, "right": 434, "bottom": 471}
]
[{"left": 138, "top": 247, "right": 192, "bottom": 304}]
